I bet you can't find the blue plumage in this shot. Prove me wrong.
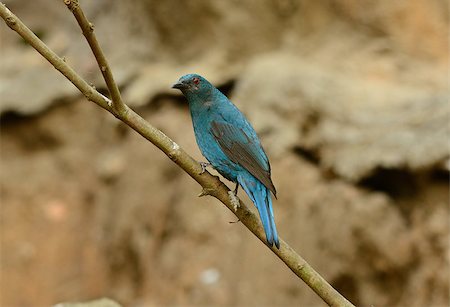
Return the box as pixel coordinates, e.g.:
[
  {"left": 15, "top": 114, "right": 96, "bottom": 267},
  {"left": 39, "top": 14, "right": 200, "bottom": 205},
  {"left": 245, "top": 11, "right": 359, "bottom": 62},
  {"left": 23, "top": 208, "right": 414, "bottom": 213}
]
[{"left": 172, "top": 74, "right": 280, "bottom": 248}]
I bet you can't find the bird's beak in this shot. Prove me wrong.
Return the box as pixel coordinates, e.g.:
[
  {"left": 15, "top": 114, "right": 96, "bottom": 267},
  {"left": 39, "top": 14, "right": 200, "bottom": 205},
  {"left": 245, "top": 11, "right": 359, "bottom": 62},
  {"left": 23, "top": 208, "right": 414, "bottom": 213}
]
[{"left": 172, "top": 81, "right": 185, "bottom": 89}]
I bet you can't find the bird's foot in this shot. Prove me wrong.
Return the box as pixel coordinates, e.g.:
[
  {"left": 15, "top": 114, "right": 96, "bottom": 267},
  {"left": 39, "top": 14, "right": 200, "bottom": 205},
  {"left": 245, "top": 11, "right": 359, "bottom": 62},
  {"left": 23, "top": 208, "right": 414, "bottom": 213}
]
[
  {"left": 233, "top": 183, "right": 239, "bottom": 196},
  {"left": 199, "top": 162, "right": 211, "bottom": 174},
  {"left": 228, "top": 191, "right": 240, "bottom": 211}
]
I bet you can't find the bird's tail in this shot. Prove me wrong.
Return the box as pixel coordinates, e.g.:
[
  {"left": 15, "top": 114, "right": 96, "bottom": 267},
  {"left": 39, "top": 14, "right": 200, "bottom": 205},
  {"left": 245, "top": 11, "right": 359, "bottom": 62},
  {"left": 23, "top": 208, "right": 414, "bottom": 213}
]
[{"left": 238, "top": 173, "right": 280, "bottom": 249}]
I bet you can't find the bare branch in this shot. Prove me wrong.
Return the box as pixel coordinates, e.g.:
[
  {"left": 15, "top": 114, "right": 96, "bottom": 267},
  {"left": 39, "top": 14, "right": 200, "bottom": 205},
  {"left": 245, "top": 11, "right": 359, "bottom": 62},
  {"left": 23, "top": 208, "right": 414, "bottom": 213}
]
[
  {"left": 0, "top": 3, "right": 354, "bottom": 307},
  {"left": 0, "top": 3, "right": 111, "bottom": 111},
  {"left": 63, "top": 0, "right": 126, "bottom": 115}
]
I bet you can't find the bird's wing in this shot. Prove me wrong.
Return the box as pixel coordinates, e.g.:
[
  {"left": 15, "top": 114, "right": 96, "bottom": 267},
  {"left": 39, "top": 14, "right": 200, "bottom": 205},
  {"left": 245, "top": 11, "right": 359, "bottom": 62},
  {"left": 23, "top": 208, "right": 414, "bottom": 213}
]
[{"left": 210, "top": 120, "right": 276, "bottom": 196}]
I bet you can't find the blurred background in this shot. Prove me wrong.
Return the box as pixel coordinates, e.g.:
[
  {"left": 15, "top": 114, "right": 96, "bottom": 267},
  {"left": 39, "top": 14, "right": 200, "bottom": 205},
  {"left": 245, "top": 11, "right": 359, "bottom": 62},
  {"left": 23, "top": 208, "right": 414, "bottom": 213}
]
[{"left": 1, "top": 0, "right": 449, "bottom": 306}]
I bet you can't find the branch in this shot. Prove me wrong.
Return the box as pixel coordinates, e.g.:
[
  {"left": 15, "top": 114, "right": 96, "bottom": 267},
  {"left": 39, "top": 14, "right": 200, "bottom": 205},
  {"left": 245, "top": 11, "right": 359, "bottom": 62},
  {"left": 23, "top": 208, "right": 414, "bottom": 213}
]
[
  {"left": 0, "top": 4, "right": 111, "bottom": 111},
  {"left": 0, "top": 3, "right": 354, "bottom": 307},
  {"left": 63, "top": 0, "right": 126, "bottom": 115}
]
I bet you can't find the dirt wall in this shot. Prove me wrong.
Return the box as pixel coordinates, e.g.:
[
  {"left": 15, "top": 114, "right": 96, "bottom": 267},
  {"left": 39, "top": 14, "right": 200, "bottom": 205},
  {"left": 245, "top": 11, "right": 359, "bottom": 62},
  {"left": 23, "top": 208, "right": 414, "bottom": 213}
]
[{"left": 1, "top": 0, "right": 449, "bottom": 306}]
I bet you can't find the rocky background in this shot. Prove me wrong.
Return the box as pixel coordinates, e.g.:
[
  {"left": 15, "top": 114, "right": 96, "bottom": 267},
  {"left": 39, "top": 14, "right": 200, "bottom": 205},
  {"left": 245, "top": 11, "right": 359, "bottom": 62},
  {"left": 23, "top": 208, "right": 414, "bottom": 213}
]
[{"left": 1, "top": 0, "right": 449, "bottom": 306}]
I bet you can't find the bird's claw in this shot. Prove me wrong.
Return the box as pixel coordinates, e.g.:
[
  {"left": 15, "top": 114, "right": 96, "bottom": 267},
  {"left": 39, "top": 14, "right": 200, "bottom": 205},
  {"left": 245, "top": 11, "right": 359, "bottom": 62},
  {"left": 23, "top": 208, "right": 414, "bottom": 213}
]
[{"left": 199, "top": 162, "right": 211, "bottom": 174}]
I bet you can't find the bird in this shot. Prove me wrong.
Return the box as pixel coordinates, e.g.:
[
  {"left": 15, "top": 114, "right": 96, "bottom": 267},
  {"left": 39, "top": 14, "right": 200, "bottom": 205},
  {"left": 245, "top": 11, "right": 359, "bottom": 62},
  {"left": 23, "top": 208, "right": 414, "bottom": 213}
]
[{"left": 172, "top": 73, "right": 280, "bottom": 248}]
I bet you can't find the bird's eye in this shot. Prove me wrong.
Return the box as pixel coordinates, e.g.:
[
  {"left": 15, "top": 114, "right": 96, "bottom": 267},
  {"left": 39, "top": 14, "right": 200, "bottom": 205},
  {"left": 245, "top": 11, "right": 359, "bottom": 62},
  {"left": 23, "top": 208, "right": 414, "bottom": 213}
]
[{"left": 192, "top": 77, "right": 200, "bottom": 85}]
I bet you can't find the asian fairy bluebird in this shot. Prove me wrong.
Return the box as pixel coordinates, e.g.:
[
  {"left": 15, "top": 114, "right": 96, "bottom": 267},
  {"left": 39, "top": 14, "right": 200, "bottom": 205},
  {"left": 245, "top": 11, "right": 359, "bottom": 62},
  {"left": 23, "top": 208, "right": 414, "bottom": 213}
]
[{"left": 172, "top": 74, "right": 280, "bottom": 248}]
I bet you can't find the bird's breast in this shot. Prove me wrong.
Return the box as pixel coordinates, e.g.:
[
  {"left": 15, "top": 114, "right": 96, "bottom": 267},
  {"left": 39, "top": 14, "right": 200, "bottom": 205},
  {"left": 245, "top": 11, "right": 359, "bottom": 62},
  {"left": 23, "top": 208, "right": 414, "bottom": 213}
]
[{"left": 191, "top": 116, "right": 240, "bottom": 182}]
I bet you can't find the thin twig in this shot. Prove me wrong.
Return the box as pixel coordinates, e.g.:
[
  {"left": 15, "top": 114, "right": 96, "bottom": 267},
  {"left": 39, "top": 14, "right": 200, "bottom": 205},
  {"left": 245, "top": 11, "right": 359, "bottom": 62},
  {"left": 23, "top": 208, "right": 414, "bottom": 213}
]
[
  {"left": 0, "top": 3, "right": 354, "bottom": 307},
  {"left": 0, "top": 5, "right": 111, "bottom": 111},
  {"left": 63, "top": 0, "right": 126, "bottom": 115}
]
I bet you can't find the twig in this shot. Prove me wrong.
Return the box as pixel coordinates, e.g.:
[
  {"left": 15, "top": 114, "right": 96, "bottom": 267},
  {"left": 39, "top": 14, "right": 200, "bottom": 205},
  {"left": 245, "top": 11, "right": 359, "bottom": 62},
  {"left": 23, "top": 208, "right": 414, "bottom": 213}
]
[
  {"left": 63, "top": 0, "right": 126, "bottom": 115},
  {"left": 0, "top": 4, "right": 111, "bottom": 111},
  {"left": 0, "top": 3, "right": 354, "bottom": 307}
]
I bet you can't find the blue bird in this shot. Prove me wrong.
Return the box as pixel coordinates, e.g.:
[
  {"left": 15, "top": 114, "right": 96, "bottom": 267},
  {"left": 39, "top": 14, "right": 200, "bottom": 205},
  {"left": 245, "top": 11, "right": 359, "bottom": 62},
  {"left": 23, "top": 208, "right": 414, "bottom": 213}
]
[{"left": 172, "top": 74, "right": 280, "bottom": 248}]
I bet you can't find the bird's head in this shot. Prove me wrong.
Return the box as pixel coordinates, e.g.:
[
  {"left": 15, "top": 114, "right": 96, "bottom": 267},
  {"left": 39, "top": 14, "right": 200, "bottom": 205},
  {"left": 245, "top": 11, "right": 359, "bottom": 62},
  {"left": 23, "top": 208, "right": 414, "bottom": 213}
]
[{"left": 172, "top": 74, "right": 212, "bottom": 98}]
